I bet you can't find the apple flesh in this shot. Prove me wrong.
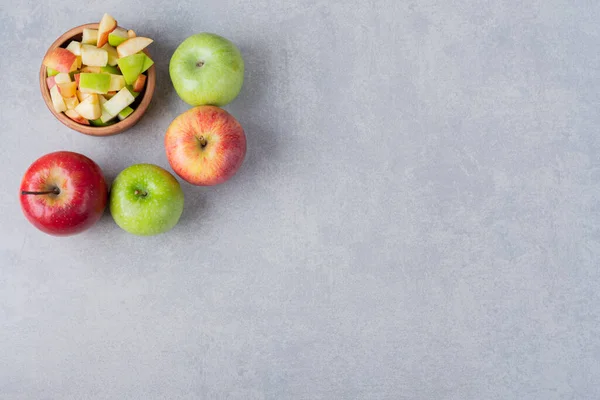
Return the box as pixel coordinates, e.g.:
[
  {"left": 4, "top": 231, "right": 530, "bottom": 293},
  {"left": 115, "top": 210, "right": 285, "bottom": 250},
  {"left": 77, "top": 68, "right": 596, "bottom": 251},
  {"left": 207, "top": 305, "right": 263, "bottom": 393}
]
[
  {"left": 74, "top": 93, "right": 101, "bottom": 120},
  {"left": 169, "top": 33, "right": 244, "bottom": 106},
  {"left": 19, "top": 151, "right": 108, "bottom": 236},
  {"left": 57, "top": 81, "right": 77, "bottom": 97},
  {"left": 116, "top": 36, "right": 153, "bottom": 58},
  {"left": 109, "top": 164, "right": 184, "bottom": 236},
  {"left": 82, "top": 28, "right": 98, "bottom": 45},
  {"left": 81, "top": 44, "right": 108, "bottom": 67},
  {"left": 165, "top": 105, "right": 246, "bottom": 185},
  {"left": 101, "top": 87, "right": 135, "bottom": 122},
  {"left": 50, "top": 85, "right": 67, "bottom": 112}
]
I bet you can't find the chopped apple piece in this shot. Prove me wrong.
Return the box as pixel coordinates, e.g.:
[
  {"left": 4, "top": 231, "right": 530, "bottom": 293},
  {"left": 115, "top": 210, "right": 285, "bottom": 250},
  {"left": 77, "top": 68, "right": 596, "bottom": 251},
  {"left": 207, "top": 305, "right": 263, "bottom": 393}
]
[
  {"left": 46, "top": 76, "right": 56, "bottom": 89},
  {"left": 118, "top": 106, "right": 134, "bottom": 120},
  {"left": 65, "top": 109, "right": 90, "bottom": 125},
  {"left": 116, "top": 37, "right": 153, "bottom": 58},
  {"left": 74, "top": 93, "right": 101, "bottom": 120},
  {"left": 50, "top": 85, "right": 67, "bottom": 113},
  {"left": 100, "top": 65, "right": 120, "bottom": 74},
  {"left": 108, "top": 28, "right": 129, "bottom": 47},
  {"left": 117, "top": 53, "right": 145, "bottom": 84},
  {"left": 97, "top": 13, "right": 117, "bottom": 48},
  {"left": 141, "top": 54, "right": 154, "bottom": 73},
  {"left": 80, "top": 66, "right": 102, "bottom": 73},
  {"left": 57, "top": 81, "right": 77, "bottom": 98},
  {"left": 54, "top": 73, "right": 71, "bottom": 84},
  {"left": 105, "top": 91, "right": 117, "bottom": 99},
  {"left": 127, "top": 29, "right": 136, "bottom": 38},
  {"left": 79, "top": 73, "right": 111, "bottom": 94},
  {"left": 76, "top": 90, "right": 91, "bottom": 102},
  {"left": 47, "top": 67, "right": 59, "bottom": 77},
  {"left": 101, "top": 43, "right": 118, "bottom": 66},
  {"left": 65, "top": 41, "right": 82, "bottom": 56},
  {"left": 132, "top": 74, "right": 146, "bottom": 92},
  {"left": 64, "top": 96, "right": 79, "bottom": 110},
  {"left": 82, "top": 28, "right": 98, "bottom": 45},
  {"left": 43, "top": 48, "right": 78, "bottom": 73},
  {"left": 81, "top": 44, "right": 108, "bottom": 67},
  {"left": 109, "top": 74, "right": 126, "bottom": 92},
  {"left": 101, "top": 87, "right": 135, "bottom": 122}
]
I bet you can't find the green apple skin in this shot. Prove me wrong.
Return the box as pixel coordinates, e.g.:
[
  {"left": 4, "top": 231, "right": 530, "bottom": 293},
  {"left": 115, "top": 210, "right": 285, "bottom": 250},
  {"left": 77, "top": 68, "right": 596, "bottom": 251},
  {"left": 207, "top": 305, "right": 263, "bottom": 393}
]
[
  {"left": 169, "top": 33, "right": 244, "bottom": 107},
  {"left": 109, "top": 164, "right": 184, "bottom": 236}
]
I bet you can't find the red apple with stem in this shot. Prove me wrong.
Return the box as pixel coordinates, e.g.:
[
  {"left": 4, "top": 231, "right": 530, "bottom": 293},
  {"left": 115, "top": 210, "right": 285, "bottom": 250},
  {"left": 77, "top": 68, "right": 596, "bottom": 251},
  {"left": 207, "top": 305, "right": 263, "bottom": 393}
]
[
  {"left": 165, "top": 106, "right": 246, "bottom": 186},
  {"left": 19, "top": 151, "right": 108, "bottom": 236}
]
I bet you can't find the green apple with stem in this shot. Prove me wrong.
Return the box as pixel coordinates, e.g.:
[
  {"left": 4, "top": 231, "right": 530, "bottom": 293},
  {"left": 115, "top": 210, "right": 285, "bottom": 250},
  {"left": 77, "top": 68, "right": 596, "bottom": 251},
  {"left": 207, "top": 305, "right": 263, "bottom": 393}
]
[
  {"left": 169, "top": 33, "right": 244, "bottom": 106},
  {"left": 109, "top": 164, "right": 184, "bottom": 236}
]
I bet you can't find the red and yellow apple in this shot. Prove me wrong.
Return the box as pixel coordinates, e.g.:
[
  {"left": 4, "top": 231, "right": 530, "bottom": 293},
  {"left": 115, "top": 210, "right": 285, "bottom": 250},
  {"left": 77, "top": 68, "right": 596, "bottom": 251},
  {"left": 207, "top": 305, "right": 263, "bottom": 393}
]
[
  {"left": 43, "top": 48, "right": 77, "bottom": 73},
  {"left": 19, "top": 151, "right": 108, "bottom": 236},
  {"left": 165, "top": 106, "right": 246, "bottom": 186}
]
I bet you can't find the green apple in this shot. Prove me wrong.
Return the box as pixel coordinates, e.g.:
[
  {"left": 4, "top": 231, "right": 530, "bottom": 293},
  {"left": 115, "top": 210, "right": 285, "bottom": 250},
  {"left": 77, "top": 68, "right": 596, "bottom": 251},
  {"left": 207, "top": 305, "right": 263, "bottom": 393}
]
[
  {"left": 109, "top": 164, "right": 184, "bottom": 236},
  {"left": 141, "top": 53, "right": 154, "bottom": 73},
  {"left": 117, "top": 53, "right": 145, "bottom": 84},
  {"left": 118, "top": 106, "right": 134, "bottom": 120},
  {"left": 79, "top": 73, "right": 111, "bottom": 94},
  {"left": 100, "top": 65, "right": 120, "bottom": 74},
  {"left": 108, "top": 27, "right": 129, "bottom": 47},
  {"left": 169, "top": 32, "right": 244, "bottom": 106}
]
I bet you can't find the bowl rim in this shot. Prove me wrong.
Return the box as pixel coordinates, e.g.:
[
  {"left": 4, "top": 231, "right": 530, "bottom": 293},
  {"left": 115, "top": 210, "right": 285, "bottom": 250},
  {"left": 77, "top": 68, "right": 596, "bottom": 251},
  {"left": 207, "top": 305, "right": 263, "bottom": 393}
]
[{"left": 39, "top": 23, "right": 156, "bottom": 137}]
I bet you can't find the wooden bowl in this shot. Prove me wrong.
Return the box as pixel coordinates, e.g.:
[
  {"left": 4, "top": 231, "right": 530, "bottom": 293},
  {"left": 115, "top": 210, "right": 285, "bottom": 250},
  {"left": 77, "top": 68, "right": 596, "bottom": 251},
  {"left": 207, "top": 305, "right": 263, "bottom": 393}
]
[{"left": 39, "top": 23, "right": 156, "bottom": 136}]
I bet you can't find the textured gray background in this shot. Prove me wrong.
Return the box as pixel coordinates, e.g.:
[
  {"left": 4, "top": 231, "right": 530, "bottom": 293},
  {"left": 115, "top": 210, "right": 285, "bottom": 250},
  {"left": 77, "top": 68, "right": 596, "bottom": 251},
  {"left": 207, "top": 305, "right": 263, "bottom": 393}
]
[{"left": 1, "top": 1, "right": 599, "bottom": 399}]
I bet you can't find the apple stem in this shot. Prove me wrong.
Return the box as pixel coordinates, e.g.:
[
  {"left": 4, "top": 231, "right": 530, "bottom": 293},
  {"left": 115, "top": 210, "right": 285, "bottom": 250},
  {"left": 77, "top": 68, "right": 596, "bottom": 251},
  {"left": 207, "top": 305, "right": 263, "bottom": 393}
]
[
  {"left": 197, "top": 136, "right": 208, "bottom": 147},
  {"left": 196, "top": 60, "right": 205, "bottom": 68},
  {"left": 21, "top": 188, "right": 60, "bottom": 196},
  {"left": 134, "top": 190, "right": 148, "bottom": 197}
]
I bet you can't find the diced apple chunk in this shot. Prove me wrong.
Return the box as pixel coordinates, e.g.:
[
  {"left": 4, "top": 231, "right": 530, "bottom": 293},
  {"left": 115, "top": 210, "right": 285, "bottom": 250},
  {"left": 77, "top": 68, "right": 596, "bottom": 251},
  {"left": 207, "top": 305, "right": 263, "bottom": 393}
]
[
  {"left": 76, "top": 90, "right": 91, "bottom": 102},
  {"left": 108, "top": 28, "right": 129, "bottom": 47},
  {"left": 118, "top": 106, "right": 134, "bottom": 120},
  {"left": 50, "top": 85, "right": 67, "bottom": 113},
  {"left": 101, "top": 87, "right": 135, "bottom": 122},
  {"left": 101, "top": 43, "right": 118, "bottom": 66},
  {"left": 82, "top": 29, "right": 98, "bottom": 45},
  {"left": 57, "top": 81, "right": 77, "bottom": 98},
  {"left": 79, "top": 73, "right": 111, "bottom": 94},
  {"left": 65, "top": 41, "right": 82, "bottom": 56},
  {"left": 43, "top": 48, "right": 78, "bottom": 73},
  {"left": 116, "top": 37, "right": 153, "bottom": 58},
  {"left": 97, "top": 13, "right": 117, "bottom": 48},
  {"left": 46, "top": 76, "right": 56, "bottom": 89},
  {"left": 108, "top": 74, "right": 126, "bottom": 92},
  {"left": 54, "top": 73, "right": 71, "bottom": 84},
  {"left": 65, "top": 109, "right": 90, "bottom": 125},
  {"left": 127, "top": 29, "right": 136, "bottom": 38},
  {"left": 64, "top": 96, "right": 80, "bottom": 110},
  {"left": 81, "top": 44, "right": 108, "bottom": 67},
  {"left": 74, "top": 93, "right": 101, "bottom": 120},
  {"left": 132, "top": 74, "right": 146, "bottom": 92}
]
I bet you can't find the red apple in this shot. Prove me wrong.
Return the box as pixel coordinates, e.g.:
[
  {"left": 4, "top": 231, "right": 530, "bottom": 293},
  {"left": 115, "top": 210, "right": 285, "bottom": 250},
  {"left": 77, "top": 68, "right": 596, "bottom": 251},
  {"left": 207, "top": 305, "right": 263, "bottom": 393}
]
[
  {"left": 165, "top": 106, "right": 246, "bottom": 185},
  {"left": 19, "top": 151, "right": 108, "bottom": 236},
  {"left": 42, "top": 48, "right": 78, "bottom": 73}
]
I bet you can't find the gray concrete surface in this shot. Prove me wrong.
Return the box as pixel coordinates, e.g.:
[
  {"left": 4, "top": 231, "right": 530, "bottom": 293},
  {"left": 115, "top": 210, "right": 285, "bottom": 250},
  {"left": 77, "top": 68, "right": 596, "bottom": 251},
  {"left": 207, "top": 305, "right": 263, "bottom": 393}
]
[{"left": 1, "top": 1, "right": 599, "bottom": 399}]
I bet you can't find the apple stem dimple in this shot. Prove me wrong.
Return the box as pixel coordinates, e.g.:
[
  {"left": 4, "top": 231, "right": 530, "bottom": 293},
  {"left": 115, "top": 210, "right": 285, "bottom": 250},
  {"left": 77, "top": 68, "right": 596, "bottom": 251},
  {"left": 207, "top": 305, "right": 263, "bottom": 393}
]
[
  {"left": 134, "top": 189, "right": 148, "bottom": 197},
  {"left": 196, "top": 60, "right": 205, "bottom": 68},
  {"left": 197, "top": 135, "right": 208, "bottom": 148},
  {"left": 21, "top": 187, "right": 60, "bottom": 196}
]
